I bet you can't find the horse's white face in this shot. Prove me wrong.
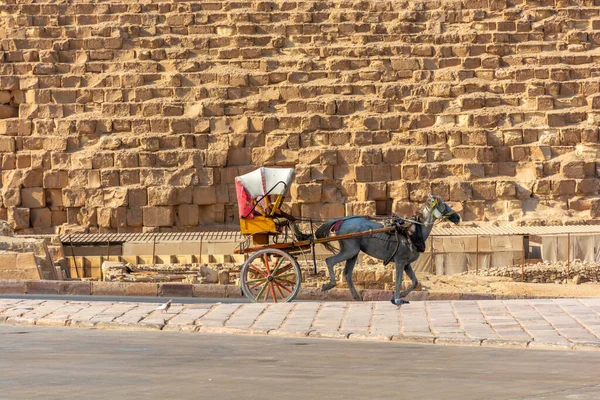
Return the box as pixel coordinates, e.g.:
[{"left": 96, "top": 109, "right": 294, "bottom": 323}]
[{"left": 426, "top": 195, "right": 461, "bottom": 224}]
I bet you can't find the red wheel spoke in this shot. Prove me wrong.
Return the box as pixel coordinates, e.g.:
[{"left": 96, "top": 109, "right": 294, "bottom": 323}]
[
  {"left": 273, "top": 280, "right": 286, "bottom": 298},
  {"left": 276, "top": 277, "right": 297, "bottom": 286},
  {"left": 260, "top": 282, "right": 271, "bottom": 301},
  {"left": 273, "top": 279, "right": 292, "bottom": 294},
  {"left": 255, "top": 280, "right": 269, "bottom": 300},
  {"left": 246, "top": 277, "right": 267, "bottom": 285},
  {"left": 249, "top": 264, "right": 268, "bottom": 278},
  {"left": 250, "top": 279, "right": 268, "bottom": 290},
  {"left": 271, "top": 257, "right": 286, "bottom": 276},
  {"left": 262, "top": 254, "right": 272, "bottom": 274},
  {"left": 273, "top": 264, "right": 293, "bottom": 276},
  {"left": 269, "top": 281, "right": 278, "bottom": 303}
]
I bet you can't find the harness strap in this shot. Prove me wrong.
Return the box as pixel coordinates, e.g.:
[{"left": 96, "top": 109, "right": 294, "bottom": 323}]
[{"left": 383, "top": 230, "right": 401, "bottom": 266}]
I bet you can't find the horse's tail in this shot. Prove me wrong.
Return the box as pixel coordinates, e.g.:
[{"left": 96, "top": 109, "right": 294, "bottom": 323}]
[{"left": 315, "top": 219, "right": 340, "bottom": 254}]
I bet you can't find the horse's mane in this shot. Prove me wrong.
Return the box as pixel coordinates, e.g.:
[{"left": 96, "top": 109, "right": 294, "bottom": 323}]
[{"left": 408, "top": 214, "right": 426, "bottom": 252}]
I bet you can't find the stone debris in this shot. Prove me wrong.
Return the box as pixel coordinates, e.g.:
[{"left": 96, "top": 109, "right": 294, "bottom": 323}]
[
  {"left": 0, "top": 220, "right": 60, "bottom": 280},
  {"left": 101, "top": 260, "right": 225, "bottom": 284},
  {"left": 462, "top": 260, "right": 600, "bottom": 284}
]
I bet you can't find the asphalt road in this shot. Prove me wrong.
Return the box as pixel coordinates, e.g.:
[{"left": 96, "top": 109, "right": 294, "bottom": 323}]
[{"left": 1, "top": 325, "right": 600, "bottom": 400}]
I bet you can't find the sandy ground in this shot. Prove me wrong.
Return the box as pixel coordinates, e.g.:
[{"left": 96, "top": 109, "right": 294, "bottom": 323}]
[{"left": 420, "top": 274, "right": 600, "bottom": 298}]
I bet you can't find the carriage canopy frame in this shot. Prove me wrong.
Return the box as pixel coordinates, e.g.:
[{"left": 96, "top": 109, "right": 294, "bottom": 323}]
[{"left": 235, "top": 167, "right": 295, "bottom": 219}]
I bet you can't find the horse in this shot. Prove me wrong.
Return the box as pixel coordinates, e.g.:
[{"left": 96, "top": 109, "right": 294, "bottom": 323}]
[{"left": 315, "top": 195, "right": 461, "bottom": 305}]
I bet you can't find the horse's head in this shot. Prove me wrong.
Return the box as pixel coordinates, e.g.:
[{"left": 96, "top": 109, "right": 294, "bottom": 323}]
[{"left": 426, "top": 195, "right": 461, "bottom": 224}]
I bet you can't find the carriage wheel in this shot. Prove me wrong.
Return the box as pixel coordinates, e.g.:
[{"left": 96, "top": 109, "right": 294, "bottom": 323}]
[{"left": 240, "top": 248, "right": 302, "bottom": 303}]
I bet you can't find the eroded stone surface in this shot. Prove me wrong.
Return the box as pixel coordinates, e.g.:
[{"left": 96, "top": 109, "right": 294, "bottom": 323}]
[{"left": 0, "top": 1, "right": 599, "bottom": 237}]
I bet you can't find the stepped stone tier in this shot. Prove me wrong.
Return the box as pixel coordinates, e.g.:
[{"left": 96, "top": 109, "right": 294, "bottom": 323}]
[{"left": 1, "top": 0, "right": 600, "bottom": 234}]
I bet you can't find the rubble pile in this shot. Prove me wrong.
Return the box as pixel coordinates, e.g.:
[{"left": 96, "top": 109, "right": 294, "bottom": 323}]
[
  {"left": 463, "top": 260, "right": 600, "bottom": 285},
  {"left": 101, "top": 260, "right": 233, "bottom": 284},
  {"left": 0, "top": 220, "right": 60, "bottom": 280}
]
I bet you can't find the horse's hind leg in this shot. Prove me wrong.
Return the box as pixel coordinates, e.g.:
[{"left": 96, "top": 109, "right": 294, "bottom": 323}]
[
  {"left": 393, "top": 261, "right": 405, "bottom": 302},
  {"left": 321, "top": 240, "right": 360, "bottom": 292},
  {"left": 321, "top": 255, "right": 337, "bottom": 292},
  {"left": 343, "top": 255, "right": 361, "bottom": 301}
]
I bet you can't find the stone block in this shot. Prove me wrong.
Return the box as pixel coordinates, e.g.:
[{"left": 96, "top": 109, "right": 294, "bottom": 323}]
[
  {"left": 103, "top": 187, "right": 128, "bottom": 207},
  {"left": 192, "top": 283, "right": 228, "bottom": 298},
  {"left": 2, "top": 188, "right": 20, "bottom": 207},
  {"left": 8, "top": 207, "right": 30, "bottom": 229},
  {"left": 101, "top": 261, "right": 126, "bottom": 280},
  {"left": 143, "top": 206, "right": 174, "bottom": 227},
  {"left": 365, "top": 182, "right": 387, "bottom": 201},
  {"left": 590, "top": 199, "right": 600, "bottom": 218},
  {"left": 472, "top": 181, "right": 497, "bottom": 200},
  {"left": 58, "top": 281, "right": 92, "bottom": 295},
  {"left": 92, "top": 281, "right": 127, "bottom": 296},
  {"left": 0, "top": 252, "right": 17, "bottom": 270},
  {"left": 0, "top": 137, "right": 15, "bottom": 152},
  {"left": 192, "top": 186, "right": 216, "bottom": 205},
  {"left": 26, "top": 280, "right": 59, "bottom": 295},
  {"left": 43, "top": 170, "right": 68, "bottom": 189},
  {"left": 578, "top": 179, "right": 599, "bottom": 194},
  {"left": 175, "top": 187, "right": 192, "bottom": 205},
  {"left": 0, "top": 280, "right": 26, "bottom": 294},
  {"left": 125, "top": 282, "right": 158, "bottom": 296},
  {"left": 392, "top": 200, "right": 418, "bottom": 216},
  {"left": 362, "top": 289, "right": 394, "bottom": 302},
  {"left": 62, "top": 189, "right": 86, "bottom": 207},
  {"left": 387, "top": 181, "right": 409, "bottom": 200},
  {"left": 148, "top": 186, "right": 176, "bottom": 206},
  {"left": 21, "top": 187, "right": 46, "bottom": 208},
  {"left": 551, "top": 180, "right": 576, "bottom": 196},
  {"left": 176, "top": 204, "right": 199, "bottom": 226},
  {"left": 31, "top": 207, "right": 52, "bottom": 227},
  {"left": 115, "top": 153, "right": 139, "bottom": 168},
  {"left": 292, "top": 183, "right": 321, "bottom": 203},
  {"left": 561, "top": 161, "right": 585, "bottom": 179},
  {"left": 300, "top": 203, "right": 345, "bottom": 219},
  {"left": 128, "top": 188, "right": 147, "bottom": 207},
  {"left": 127, "top": 207, "right": 143, "bottom": 227},
  {"left": 159, "top": 283, "right": 193, "bottom": 297},
  {"left": 101, "top": 170, "right": 119, "bottom": 187},
  {"left": 71, "top": 153, "right": 93, "bottom": 170},
  {"left": 345, "top": 201, "right": 376, "bottom": 216}
]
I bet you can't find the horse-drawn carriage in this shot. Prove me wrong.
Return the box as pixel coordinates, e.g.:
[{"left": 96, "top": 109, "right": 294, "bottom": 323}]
[{"left": 234, "top": 167, "right": 461, "bottom": 304}]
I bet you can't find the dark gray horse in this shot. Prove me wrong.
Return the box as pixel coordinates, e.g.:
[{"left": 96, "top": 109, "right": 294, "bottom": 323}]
[{"left": 315, "top": 195, "right": 461, "bottom": 305}]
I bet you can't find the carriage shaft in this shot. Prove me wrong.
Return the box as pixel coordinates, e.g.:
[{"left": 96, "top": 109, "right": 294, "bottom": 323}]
[{"left": 236, "top": 226, "right": 396, "bottom": 255}]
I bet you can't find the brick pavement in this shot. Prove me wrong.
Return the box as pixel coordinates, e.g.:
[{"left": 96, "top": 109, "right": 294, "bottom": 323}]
[{"left": 2, "top": 298, "right": 600, "bottom": 351}]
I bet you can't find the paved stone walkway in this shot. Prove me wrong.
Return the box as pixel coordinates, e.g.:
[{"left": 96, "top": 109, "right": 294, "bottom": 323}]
[{"left": 2, "top": 298, "right": 600, "bottom": 350}]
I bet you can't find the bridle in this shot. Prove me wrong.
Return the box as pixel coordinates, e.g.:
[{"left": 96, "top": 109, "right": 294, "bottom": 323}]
[{"left": 424, "top": 197, "right": 454, "bottom": 222}]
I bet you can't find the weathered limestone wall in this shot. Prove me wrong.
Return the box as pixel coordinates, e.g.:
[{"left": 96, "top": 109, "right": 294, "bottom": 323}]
[{"left": 1, "top": 0, "right": 600, "bottom": 233}]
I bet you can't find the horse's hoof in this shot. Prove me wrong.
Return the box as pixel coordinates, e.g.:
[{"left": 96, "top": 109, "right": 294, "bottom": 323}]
[
  {"left": 321, "top": 284, "right": 332, "bottom": 292},
  {"left": 390, "top": 298, "right": 410, "bottom": 306}
]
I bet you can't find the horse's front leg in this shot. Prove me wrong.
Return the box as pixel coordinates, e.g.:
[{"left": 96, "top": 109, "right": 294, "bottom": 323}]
[
  {"left": 398, "top": 264, "right": 418, "bottom": 298},
  {"left": 391, "top": 262, "right": 413, "bottom": 306}
]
